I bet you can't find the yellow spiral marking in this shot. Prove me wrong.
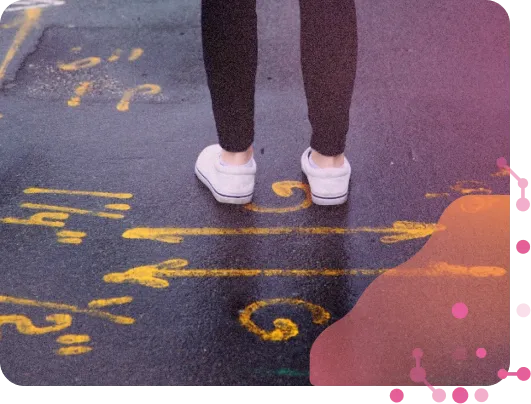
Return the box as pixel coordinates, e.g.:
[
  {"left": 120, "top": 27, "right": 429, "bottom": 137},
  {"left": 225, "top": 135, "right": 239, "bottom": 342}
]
[
  {"left": 244, "top": 181, "right": 312, "bottom": 213},
  {"left": 0, "top": 314, "right": 72, "bottom": 337}
]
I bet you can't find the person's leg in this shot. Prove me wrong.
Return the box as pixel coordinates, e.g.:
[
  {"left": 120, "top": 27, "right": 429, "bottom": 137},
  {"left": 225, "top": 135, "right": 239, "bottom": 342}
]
[
  {"left": 201, "top": 0, "right": 257, "bottom": 165},
  {"left": 299, "top": 0, "right": 358, "bottom": 168}
]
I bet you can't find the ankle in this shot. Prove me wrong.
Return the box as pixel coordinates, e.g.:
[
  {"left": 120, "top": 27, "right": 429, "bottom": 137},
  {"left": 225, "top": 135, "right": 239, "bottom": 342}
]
[
  {"left": 310, "top": 150, "right": 345, "bottom": 168},
  {"left": 221, "top": 146, "right": 253, "bottom": 166}
]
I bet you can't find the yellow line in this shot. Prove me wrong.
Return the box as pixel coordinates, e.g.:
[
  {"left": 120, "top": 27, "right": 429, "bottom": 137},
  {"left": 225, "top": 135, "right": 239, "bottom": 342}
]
[
  {"left": 122, "top": 221, "right": 444, "bottom": 244},
  {"left": 23, "top": 187, "right": 133, "bottom": 199},
  {"left": 0, "top": 295, "right": 135, "bottom": 325},
  {"left": 56, "top": 346, "right": 92, "bottom": 356},
  {"left": 0, "top": 9, "right": 41, "bottom": 80},
  {"left": 87, "top": 297, "right": 133, "bottom": 308},
  {"left": 20, "top": 203, "right": 124, "bottom": 219}
]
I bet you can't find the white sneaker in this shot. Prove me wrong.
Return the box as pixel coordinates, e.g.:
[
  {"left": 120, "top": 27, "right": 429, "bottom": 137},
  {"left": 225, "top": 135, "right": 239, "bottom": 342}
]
[
  {"left": 195, "top": 144, "right": 256, "bottom": 204},
  {"left": 300, "top": 147, "right": 351, "bottom": 206}
]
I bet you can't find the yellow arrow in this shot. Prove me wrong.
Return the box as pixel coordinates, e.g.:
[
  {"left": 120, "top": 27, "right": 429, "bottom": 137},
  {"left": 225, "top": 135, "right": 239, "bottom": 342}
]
[{"left": 122, "top": 220, "right": 445, "bottom": 244}]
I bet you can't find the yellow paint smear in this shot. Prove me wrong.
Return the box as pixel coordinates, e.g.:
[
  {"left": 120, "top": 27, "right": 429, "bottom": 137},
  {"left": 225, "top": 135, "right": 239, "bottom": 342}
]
[
  {"left": 105, "top": 203, "right": 130, "bottom": 211},
  {"left": 0, "top": 314, "right": 72, "bottom": 338},
  {"left": 0, "top": 212, "right": 68, "bottom": 227},
  {"left": 450, "top": 180, "right": 492, "bottom": 195},
  {"left": 87, "top": 296, "right": 133, "bottom": 309},
  {"left": 20, "top": 203, "right": 124, "bottom": 219},
  {"left": 70, "top": 46, "right": 82, "bottom": 53},
  {"left": 58, "top": 56, "right": 101, "bottom": 71},
  {"left": 56, "top": 334, "right": 91, "bottom": 344},
  {"left": 24, "top": 187, "right": 133, "bottom": 199},
  {"left": 425, "top": 192, "right": 450, "bottom": 199},
  {"left": 57, "top": 230, "right": 86, "bottom": 237},
  {"left": 0, "top": 9, "right": 41, "bottom": 80},
  {"left": 116, "top": 84, "right": 161, "bottom": 112},
  {"left": 239, "top": 298, "right": 331, "bottom": 341},
  {"left": 128, "top": 48, "right": 144, "bottom": 61},
  {"left": 67, "top": 81, "right": 92, "bottom": 107},
  {"left": 56, "top": 346, "right": 93, "bottom": 356},
  {"left": 57, "top": 237, "right": 83, "bottom": 244},
  {"left": 103, "top": 259, "right": 502, "bottom": 289},
  {"left": 122, "top": 221, "right": 444, "bottom": 244},
  {"left": 0, "top": 295, "right": 135, "bottom": 325},
  {"left": 244, "top": 181, "right": 312, "bottom": 213},
  {"left": 107, "top": 49, "right": 122, "bottom": 62}
]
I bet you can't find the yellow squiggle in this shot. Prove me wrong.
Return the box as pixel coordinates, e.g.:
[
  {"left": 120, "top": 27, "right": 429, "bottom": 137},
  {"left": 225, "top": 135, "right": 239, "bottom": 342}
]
[
  {"left": 0, "top": 314, "right": 72, "bottom": 338},
  {"left": 244, "top": 181, "right": 312, "bottom": 213}
]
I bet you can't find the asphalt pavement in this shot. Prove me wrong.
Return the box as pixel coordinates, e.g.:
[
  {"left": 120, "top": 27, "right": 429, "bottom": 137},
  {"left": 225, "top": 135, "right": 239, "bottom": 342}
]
[{"left": 0, "top": 0, "right": 509, "bottom": 385}]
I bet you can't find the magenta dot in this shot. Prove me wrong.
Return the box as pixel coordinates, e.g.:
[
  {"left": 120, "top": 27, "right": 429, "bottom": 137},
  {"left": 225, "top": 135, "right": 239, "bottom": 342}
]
[
  {"left": 498, "top": 369, "right": 508, "bottom": 379},
  {"left": 410, "top": 366, "right": 427, "bottom": 382},
  {"left": 516, "top": 198, "right": 530, "bottom": 212},
  {"left": 496, "top": 157, "right": 507, "bottom": 168},
  {"left": 476, "top": 348, "right": 487, "bottom": 358},
  {"left": 517, "top": 303, "right": 530, "bottom": 317},
  {"left": 452, "top": 303, "right": 468, "bottom": 319},
  {"left": 452, "top": 387, "right": 468, "bottom": 403},
  {"left": 517, "top": 367, "right": 530, "bottom": 381},
  {"left": 390, "top": 389, "right": 404, "bottom": 403},
  {"left": 433, "top": 389, "right": 446, "bottom": 402},
  {"left": 412, "top": 348, "right": 424, "bottom": 358},
  {"left": 518, "top": 178, "right": 529, "bottom": 188},
  {"left": 516, "top": 240, "right": 530, "bottom": 254},
  {"left": 475, "top": 389, "right": 488, "bottom": 402}
]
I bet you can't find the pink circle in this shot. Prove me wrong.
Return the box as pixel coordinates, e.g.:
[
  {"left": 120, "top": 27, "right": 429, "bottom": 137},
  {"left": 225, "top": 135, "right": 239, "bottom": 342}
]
[
  {"left": 412, "top": 348, "right": 424, "bottom": 358},
  {"left": 518, "top": 178, "right": 529, "bottom": 188},
  {"left": 433, "top": 389, "right": 446, "bottom": 402},
  {"left": 517, "top": 240, "right": 530, "bottom": 254},
  {"left": 517, "top": 367, "right": 530, "bottom": 381},
  {"left": 476, "top": 348, "right": 487, "bottom": 358},
  {"left": 517, "top": 303, "right": 530, "bottom": 317},
  {"left": 497, "top": 369, "right": 508, "bottom": 379},
  {"left": 452, "top": 387, "right": 468, "bottom": 403},
  {"left": 496, "top": 157, "right": 507, "bottom": 168},
  {"left": 390, "top": 389, "right": 404, "bottom": 403},
  {"left": 410, "top": 367, "right": 427, "bottom": 383},
  {"left": 474, "top": 389, "right": 488, "bottom": 402},
  {"left": 516, "top": 198, "right": 530, "bottom": 212},
  {"left": 452, "top": 303, "right": 468, "bottom": 319}
]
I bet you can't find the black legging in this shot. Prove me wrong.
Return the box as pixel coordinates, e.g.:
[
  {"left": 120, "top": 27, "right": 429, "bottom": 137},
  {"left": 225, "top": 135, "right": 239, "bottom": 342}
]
[{"left": 201, "top": 0, "right": 357, "bottom": 156}]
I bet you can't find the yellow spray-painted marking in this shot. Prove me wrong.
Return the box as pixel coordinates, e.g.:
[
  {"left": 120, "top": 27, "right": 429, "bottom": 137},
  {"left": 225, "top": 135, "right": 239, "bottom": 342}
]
[
  {"left": 0, "top": 295, "right": 135, "bottom": 325},
  {"left": 56, "top": 230, "right": 86, "bottom": 245},
  {"left": 107, "top": 48, "right": 122, "bottom": 62},
  {"left": 0, "top": 314, "right": 72, "bottom": 338},
  {"left": 1, "top": 14, "right": 24, "bottom": 29},
  {"left": 239, "top": 299, "right": 331, "bottom": 342},
  {"left": 0, "top": 212, "right": 68, "bottom": 227},
  {"left": 57, "top": 230, "right": 86, "bottom": 238},
  {"left": 116, "top": 84, "right": 161, "bottom": 112},
  {"left": 70, "top": 46, "right": 82, "bottom": 53},
  {"left": 105, "top": 203, "right": 131, "bottom": 211},
  {"left": 67, "top": 81, "right": 92, "bottom": 107},
  {"left": 20, "top": 203, "right": 125, "bottom": 219},
  {"left": 104, "top": 259, "right": 503, "bottom": 289},
  {"left": 425, "top": 192, "right": 450, "bottom": 199},
  {"left": 450, "top": 180, "right": 492, "bottom": 195},
  {"left": 87, "top": 297, "right": 133, "bottom": 309},
  {"left": 122, "top": 221, "right": 444, "bottom": 245},
  {"left": 56, "top": 334, "right": 90, "bottom": 344},
  {"left": 58, "top": 56, "right": 101, "bottom": 71},
  {"left": 244, "top": 181, "right": 311, "bottom": 213},
  {"left": 24, "top": 187, "right": 133, "bottom": 199},
  {"left": 0, "top": 9, "right": 41, "bottom": 80},
  {"left": 128, "top": 48, "right": 144, "bottom": 61},
  {"left": 56, "top": 346, "right": 93, "bottom": 356},
  {"left": 57, "top": 237, "right": 83, "bottom": 244}
]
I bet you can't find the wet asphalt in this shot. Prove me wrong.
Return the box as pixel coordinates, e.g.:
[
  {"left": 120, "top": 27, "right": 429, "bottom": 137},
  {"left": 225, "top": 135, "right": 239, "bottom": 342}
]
[{"left": 0, "top": 0, "right": 509, "bottom": 385}]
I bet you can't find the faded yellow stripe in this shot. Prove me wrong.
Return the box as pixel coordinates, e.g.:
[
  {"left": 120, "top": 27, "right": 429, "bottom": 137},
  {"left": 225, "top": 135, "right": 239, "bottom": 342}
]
[
  {"left": 23, "top": 187, "right": 133, "bottom": 199},
  {"left": 0, "top": 9, "right": 41, "bottom": 80},
  {"left": 0, "top": 295, "right": 135, "bottom": 325},
  {"left": 21, "top": 203, "right": 124, "bottom": 219},
  {"left": 56, "top": 346, "right": 92, "bottom": 356},
  {"left": 87, "top": 296, "right": 133, "bottom": 308}
]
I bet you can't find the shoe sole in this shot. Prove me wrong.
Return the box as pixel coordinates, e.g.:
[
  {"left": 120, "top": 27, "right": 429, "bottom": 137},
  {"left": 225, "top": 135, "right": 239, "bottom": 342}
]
[{"left": 195, "top": 166, "right": 253, "bottom": 205}]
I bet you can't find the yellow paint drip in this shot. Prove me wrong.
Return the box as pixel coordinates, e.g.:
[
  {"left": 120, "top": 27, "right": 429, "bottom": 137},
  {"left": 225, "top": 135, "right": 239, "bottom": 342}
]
[
  {"left": 56, "top": 346, "right": 93, "bottom": 356},
  {"left": 0, "top": 9, "right": 41, "bottom": 80},
  {"left": 239, "top": 298, "right": 331, "bottom": 341},
  {"left": 57, "top": 230, "right": 86, "bottom": 237},
  {"left": 67, "top": 81, "right": 92, "bottom": 107},
  {"left": 107, "top": 49, "right": 122, "bottom": 62},
  {"left": 128, "top": 48, "right": 144, "bottom": 61},
  {"left": 0, "top": 295, "right": 135, "bottom": 325},
  {"left": 56, "top": 334, "right": 90, "bottom": 344},
  {"left": 116, "top": 84, "right": 161, "bottom": 112},
  {"left": 20, "top": 203, "right": 124, "bottom": 219},
  {"left": 105, "top": 203, "right": 130, "bottom": 211},
  {"left": 57, "top": 237, "right": 83, "bottom": 245},
  {"left": 23, "top": 187, "right": 133, "bottom": 199},
  {"left": 244, "top": 181, "right": 312, "bottom": 213},
  {"left": 0, "top": 314, "right": 72, "bottom": 338},
  {"left": 58, "top": 57, "right": 101, "bottom": 71},
  {"left": 0, "top": 212, "right": 68, "bottom": 227}
]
